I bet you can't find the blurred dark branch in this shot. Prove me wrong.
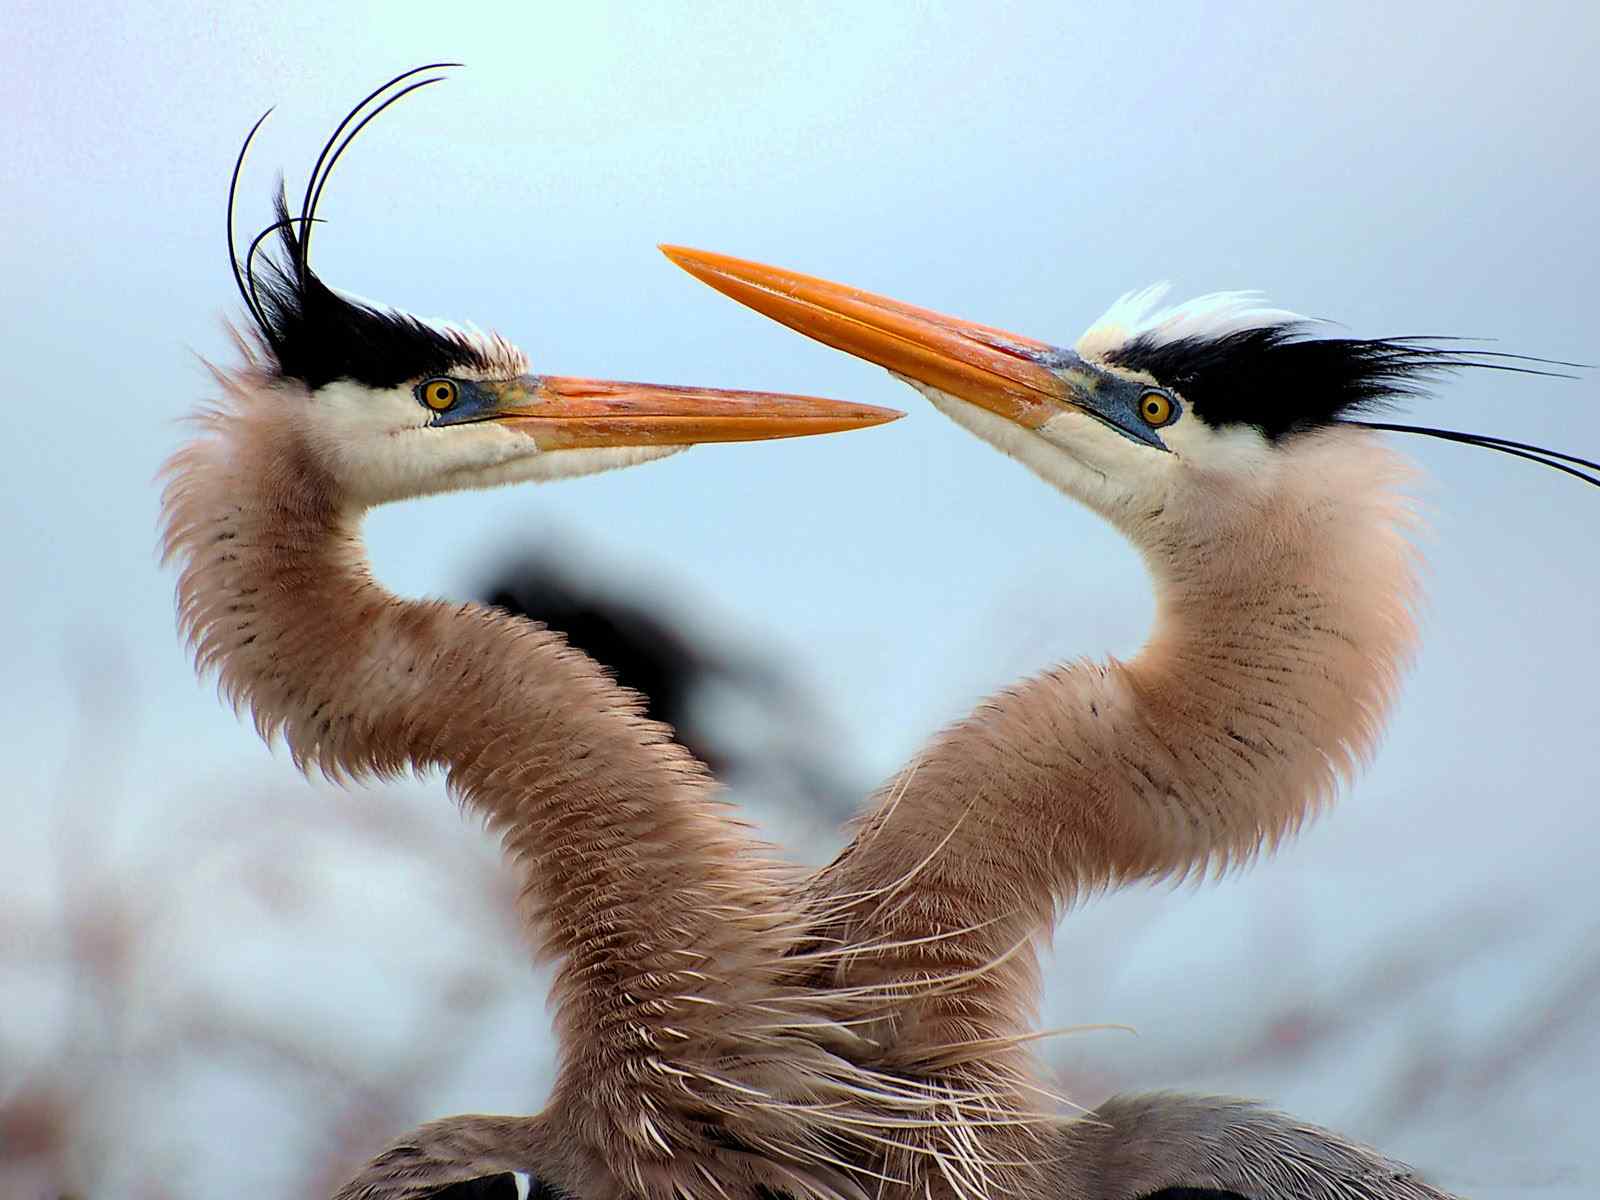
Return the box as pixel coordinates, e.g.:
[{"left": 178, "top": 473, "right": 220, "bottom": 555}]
[{"left": 478, "top": 549, "right": 864, "bottom": 827}]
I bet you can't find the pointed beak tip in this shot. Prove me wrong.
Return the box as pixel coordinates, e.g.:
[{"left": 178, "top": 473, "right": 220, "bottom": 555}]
[
  {"left": 656, "top": 244, "right": 742, "bottom": 289},
  {"left": 858, "top": 404, "right": 906, "bottom": 428},
  {"left": 790, "top": 400, "right": 905, "bottom": 438},
  {"left": 653, "top": 252, "right": 1073, "bottom": 432},
  {"left": 658, "top": 242, "right": 693, "bottom": 263}
]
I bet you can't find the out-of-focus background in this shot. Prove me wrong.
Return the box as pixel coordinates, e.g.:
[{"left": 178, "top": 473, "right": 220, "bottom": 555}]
[{"left": 3, "top": 3, "right": 1597, "bottom": 1197}]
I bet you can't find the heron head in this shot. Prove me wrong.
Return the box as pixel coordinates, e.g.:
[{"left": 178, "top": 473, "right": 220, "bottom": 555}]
[
  {"left": 659, "top": 247, "right": 1590, "bottom": 559},
  {"left": 224, "top": 72, "right": 899, "bottom": 512}
]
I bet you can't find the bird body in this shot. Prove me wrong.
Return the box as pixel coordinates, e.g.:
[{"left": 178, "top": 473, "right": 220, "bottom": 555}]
[
  {"left": 164, "top": 359, "right": 787, "bottom": 1146},
  {"left": 664, "top": 245, "right": 1591, "bottom": 1199},
  {"left": 800, "top": 425, "right": 1422, "bottom": 1193},
  {"left": 163, "top": 71, "right": 912, "bottom": 1200},
  {"left": 1050, "top": 1094, "right": 1455, "bottom": 1200}
]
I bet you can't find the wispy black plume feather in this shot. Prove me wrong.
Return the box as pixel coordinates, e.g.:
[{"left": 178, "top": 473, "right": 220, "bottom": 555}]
[
  {"left": 225, "top": 65, "right": 488, "bottom": 390},
  {"left": 1107, "top": 323, "right": 1579, "bottom": 442},
  {"left": 1342, "top": 421, "right": 1600, "bottom": 489},
  {"left": 226, "top": 108, "right": 274, "bottom": 336},
  {"left": 1106, "top": 321, "right": 1595, "bottom": 487},
  {"left": 250, "top": 184, "right": 488, "bottom": 390}
]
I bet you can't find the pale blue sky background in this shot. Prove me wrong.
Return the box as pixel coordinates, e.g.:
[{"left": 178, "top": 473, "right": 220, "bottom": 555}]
[{"left": 3, "top": 2, "right": 1597, "bottom": 1196}]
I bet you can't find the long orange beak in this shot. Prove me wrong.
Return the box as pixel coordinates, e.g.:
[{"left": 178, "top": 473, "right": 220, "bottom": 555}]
[
  {"left": 477, "top": 375, "right": 901, "bottom": 450},
  {"left": 660, "top": 246, "right": 1177, "bottom": 451},
  {"left": 658, "top": 245, "right": 1085, "bottom": 430}
]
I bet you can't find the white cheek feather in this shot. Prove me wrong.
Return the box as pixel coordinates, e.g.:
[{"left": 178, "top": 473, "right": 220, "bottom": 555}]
[
  {"left": 308, "top": 379, "right": 424, "bottom": 434},
  {"left": 904, "top": 373, "right": 1288, "bottom": 542},
  {"left": 448, "top": 444, "right": 686, "bottom": 490},
  {"left": 304, "top": 381, "right": 689, "bottom": 505},
  {"left": 1161, "top": 413, "right": 1274, "bottom": 476},
  {"left": 304, "top": 381, "right": 435, "bottom": 506},
  {"left": 903, "top": 376, "right": 1163, "bottom": 523},
  {"left": 907, "top": 378, "right": 1041, "bottom": 466},
  {"left": 309, "top": 381, "right": 535, "bottom": 507}
]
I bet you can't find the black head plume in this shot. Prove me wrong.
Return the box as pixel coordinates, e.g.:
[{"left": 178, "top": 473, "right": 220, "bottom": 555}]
[
  {"left": 1106, "top": 323, "right": 1579, "bottom": 439},
  {"left": 1106, "top": 319, "right": 1595, "bottom": 487},
  {"left": 225, "top": 65, "right": 492, "bottom": 390}
]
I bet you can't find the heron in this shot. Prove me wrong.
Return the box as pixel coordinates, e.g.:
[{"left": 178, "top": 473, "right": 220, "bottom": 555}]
[
  {"left": 156, "top": 65, "right": 1582, "bottom": 1200},
  {"left": 159, "top": 69, "right": 927, "bottom": 1200},
  {"left": 661, "top": 245, "right": 1594, "bottom": 1199}
]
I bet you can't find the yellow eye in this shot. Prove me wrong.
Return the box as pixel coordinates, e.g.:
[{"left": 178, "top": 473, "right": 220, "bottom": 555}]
[
  {"left": 421, "top": 378, "right": 458, "bottom": 412},
  {"left": 1138, "top": 390, "right": 1174, "bottom": 427}
]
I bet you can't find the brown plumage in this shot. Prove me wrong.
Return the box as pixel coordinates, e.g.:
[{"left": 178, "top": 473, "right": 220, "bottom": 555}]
[
  {"left": 657, "top": 245, "right": 1591, "bottom": 1199},
  {"left": 164, "top": 71, "right": 1567, "bottom": 1200},
  {"left": 161, "top": 359, "right": 919, "bottom": 1200},
  {"left": 793, "top": 429, "right": 1420, "bottom": 1193},
  {"left": 162, "top": 72, "right": 917, "bottom": 1200},
  {"left": 1049, "top": 1094, "right": 1455, "bottom": 1200}
]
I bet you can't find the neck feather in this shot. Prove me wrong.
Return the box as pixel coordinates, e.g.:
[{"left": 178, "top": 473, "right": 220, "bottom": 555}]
[
  {"left": 160, "top": 371, "right": 872, "bottom": 1200},
  {"left": 800, "top": 432, "right": 1421, "bottom": 1187}
]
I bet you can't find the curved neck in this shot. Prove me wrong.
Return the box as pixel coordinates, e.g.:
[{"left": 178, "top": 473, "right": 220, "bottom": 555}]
[
  {"left": 162, "top": 386, "right": 840, "bottom": 1192},
  {"left": 810, "top": 442, "right": 1419, "bottom": 1052}
]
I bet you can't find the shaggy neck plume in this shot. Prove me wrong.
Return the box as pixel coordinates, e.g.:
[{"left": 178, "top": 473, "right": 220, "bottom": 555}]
[
  {"left": 803, "top": 431, "right": 1420, "bottom": 1190},
  {"left": 161, "top": 370, "right": 867, "bottom": 1200}
]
